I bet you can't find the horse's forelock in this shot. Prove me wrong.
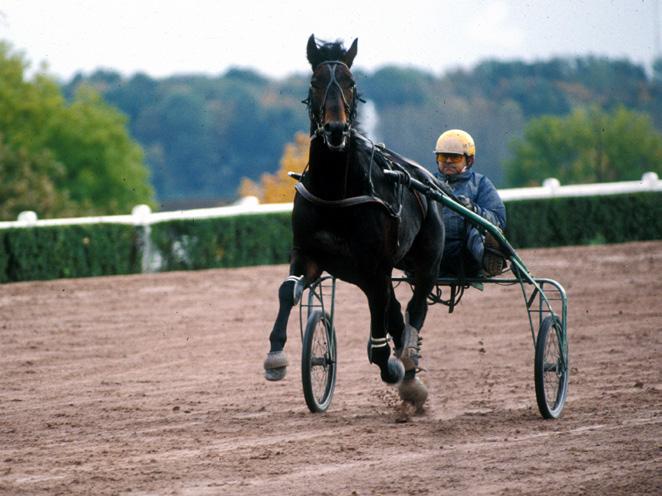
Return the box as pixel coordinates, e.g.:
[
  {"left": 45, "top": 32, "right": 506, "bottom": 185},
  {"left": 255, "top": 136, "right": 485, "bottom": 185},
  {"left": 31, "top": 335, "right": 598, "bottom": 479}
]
[{"left": 314, "top": 39, "right": 349, "bottom": 64}]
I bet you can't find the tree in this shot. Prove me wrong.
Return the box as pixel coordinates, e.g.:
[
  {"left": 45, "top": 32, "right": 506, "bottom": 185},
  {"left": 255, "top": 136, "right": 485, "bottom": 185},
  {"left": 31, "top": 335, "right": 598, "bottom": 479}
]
[
  {"left": 238, "top": 132, "right": 309, "bottom": 203},
  {"left": 362, "top": 65, "right": 435, "bottom": 106},
  {"left": 0, "top": 41, "right": 154, "bottom": 220},
  {"left": 63, "top": 54, "right": 662, "bottom": 201},
  {"left": 45, "top": 85, "right": 154, "bottom": 214},
  {"left": 504, "top": 106, "right": 662, "bottom": 186},
  {"left": 654, "top": 57, "right": 662, "bottom": 83},
  {"left": 0, "top": 135, "right": 74, "bottom": 219}
]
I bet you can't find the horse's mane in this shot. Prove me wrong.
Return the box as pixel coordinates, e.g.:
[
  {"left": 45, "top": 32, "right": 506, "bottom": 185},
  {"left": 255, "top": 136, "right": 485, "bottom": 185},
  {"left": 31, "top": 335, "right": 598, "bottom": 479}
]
[{"left": 311, "top": 38, "right": 349, "bottom": 62}]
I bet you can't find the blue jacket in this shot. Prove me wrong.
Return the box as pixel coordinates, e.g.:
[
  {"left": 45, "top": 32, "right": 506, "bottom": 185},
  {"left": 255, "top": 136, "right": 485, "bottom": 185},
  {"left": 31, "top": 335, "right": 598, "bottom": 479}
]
[{"left": 434, "top": 169, "right": 506, "bottom": 257}]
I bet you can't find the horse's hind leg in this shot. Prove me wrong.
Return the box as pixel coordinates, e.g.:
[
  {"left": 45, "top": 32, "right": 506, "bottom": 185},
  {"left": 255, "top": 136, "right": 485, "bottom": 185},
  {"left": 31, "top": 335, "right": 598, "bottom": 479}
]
[
  {"left": 398, "top": 275, "right": 431, "bottom": 373},
  {"left": 364, "top": 275, "right": 405, "bottom": 384},
  {"left": 397, "top": 271, "right": 436, "bottom": 409},
  {"left": 264, "top": 254, "right": 320, "bottom": 381}
]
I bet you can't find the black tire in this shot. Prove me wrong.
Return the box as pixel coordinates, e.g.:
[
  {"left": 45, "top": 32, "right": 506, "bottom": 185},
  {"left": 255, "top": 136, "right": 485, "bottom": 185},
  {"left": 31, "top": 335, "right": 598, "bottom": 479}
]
[
  {"left": 534, "top": 315, "right": 569, "bottom": 419},
  {"left": 301, "top": 310, "right": 337, "bottom": 413}
]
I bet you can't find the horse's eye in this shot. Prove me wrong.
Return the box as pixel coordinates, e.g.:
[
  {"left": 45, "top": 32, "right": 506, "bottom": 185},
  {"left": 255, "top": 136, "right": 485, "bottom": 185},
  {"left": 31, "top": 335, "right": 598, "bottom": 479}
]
[
  {"left": 335, "top": 72, "right": 355, "bottom": 89},
  {"left": 341, "top": 80, "right": 355, "bottom": 90}
]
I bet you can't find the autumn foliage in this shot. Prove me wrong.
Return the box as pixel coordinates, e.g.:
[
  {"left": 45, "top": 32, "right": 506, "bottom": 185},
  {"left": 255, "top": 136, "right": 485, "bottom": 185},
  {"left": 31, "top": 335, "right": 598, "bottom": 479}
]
[{"left": 239, "top": 132, "right": 309, "bottom": 203}]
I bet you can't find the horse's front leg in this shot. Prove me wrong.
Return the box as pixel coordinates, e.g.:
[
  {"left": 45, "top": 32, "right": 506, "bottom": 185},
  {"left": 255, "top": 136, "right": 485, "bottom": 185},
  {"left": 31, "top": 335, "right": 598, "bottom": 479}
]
[
  {"left": 364, "top": 275, "right": 405, "bottom": 384},
  {"left": 264, "top": 252, "right": 320, "bottom": 381},
  {"left": 386, "top": 288, "right": 405, "bottom": 349}
]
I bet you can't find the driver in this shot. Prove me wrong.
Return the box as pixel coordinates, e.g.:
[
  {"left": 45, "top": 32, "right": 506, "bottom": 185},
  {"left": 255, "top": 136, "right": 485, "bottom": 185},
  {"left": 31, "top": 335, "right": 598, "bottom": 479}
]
[{"left": 433, "top": 129, "right": 507, "bottom": 277}]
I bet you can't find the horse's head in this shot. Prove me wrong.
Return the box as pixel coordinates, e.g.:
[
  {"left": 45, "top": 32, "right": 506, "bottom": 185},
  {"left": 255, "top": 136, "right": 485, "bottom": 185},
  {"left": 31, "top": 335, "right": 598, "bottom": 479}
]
[{"left": 305, "top": 34, "right": 358, "bottom": 151}]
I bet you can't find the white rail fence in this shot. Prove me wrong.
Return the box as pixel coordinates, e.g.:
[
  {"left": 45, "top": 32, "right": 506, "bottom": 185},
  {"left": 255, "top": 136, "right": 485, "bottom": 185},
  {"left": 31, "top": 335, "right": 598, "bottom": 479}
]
[{"left": 1, "top": 172, "right": 660, "bottom": 230}]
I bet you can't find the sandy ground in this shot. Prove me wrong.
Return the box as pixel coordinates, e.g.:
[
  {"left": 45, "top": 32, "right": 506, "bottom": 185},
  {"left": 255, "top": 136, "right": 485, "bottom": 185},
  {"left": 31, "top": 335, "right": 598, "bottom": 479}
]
[{"left": 1, "top": 241, "right": 661, "bottom": 495}]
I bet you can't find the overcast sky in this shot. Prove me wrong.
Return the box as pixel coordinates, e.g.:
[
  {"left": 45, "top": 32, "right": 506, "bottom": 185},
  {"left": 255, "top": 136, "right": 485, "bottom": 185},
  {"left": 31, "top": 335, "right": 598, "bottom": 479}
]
[{"left": 1, "top": 0, "right": 659, "bottom": 81}]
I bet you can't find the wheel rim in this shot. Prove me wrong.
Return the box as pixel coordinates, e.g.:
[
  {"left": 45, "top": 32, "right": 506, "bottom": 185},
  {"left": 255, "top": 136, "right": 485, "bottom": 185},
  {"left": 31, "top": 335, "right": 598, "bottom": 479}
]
[{"left": 310, "top": 318, "right": 333, "bottom": 403}]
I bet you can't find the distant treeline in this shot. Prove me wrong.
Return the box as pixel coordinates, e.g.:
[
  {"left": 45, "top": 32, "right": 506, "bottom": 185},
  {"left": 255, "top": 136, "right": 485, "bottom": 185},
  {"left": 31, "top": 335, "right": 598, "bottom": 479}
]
[{"left": 64, "top": 57, "right": 662, "bottom": 204}]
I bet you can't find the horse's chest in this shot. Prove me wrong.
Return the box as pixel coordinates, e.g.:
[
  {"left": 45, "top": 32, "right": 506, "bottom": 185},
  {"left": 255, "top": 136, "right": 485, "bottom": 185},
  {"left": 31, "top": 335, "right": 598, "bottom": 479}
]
[
  {"left": 310, "top": 229, "right": 353, "bottom": 258},
  {"left": 297, "top": 210, "right": 395, "bottom": 263},
  {"left": 306, "top": 227, "right": 376, "bottom": 280}
]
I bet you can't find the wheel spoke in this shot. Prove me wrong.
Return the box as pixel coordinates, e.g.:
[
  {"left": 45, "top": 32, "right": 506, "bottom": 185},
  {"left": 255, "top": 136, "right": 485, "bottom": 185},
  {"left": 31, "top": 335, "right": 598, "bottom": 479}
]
[
  {"left": 543, "top": 330, "right": 560, "bottom": 405},
  {"left": 543, "top": 362, "right": 558, "bottom": 373},
  {"left": 311, "top": 321, "right": 330, "bottom": 400},
  {"left": 302, "top": 310, "right": 337, "bottom": 413},
  {"left": 311, "top": 356, "right": 327, "bottom": 366},
  {"left": 535, "top": 315, "right": 568, "bottom": 419}
]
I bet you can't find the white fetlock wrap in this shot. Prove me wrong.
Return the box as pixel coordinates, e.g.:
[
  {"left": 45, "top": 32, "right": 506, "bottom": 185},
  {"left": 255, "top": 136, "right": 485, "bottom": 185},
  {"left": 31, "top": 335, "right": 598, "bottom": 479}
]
[{"left": 264, "top": 351, "right": 289, "bottom": 381}]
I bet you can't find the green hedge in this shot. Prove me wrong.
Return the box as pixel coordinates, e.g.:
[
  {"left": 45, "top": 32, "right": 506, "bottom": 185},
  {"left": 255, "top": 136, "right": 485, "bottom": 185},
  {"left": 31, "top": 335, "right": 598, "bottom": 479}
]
[
  {"left": 1, "top": 192, "right": 660, "bottom": 283},
  {"left": 0, "top": 224, "right": 140, "bottom": 283},
  {"left": 505, "top": 192, "right": 662, "bottom": 248},
  {"left": 149, "top": 212, "right": 292, "bottom": 271}
]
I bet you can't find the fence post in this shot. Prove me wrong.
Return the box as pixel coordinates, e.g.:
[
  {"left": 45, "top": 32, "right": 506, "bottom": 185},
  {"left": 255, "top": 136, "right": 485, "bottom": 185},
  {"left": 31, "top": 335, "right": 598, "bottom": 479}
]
[
  {"left": 17, "top": 211, "right": 38, "bottom": 225},
  {"left": 131, "top": 205, "right": 161, "bottom": 273}
]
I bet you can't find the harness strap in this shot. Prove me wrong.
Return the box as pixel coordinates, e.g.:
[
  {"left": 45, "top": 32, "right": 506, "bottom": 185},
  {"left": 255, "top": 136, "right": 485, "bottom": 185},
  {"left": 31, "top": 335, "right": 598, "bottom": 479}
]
[
  {"left": 354, "top": 132, "right": 429, "bottom": 219},
  {"left": 294, "top": 182, "right": 399, "bottom": 217}
]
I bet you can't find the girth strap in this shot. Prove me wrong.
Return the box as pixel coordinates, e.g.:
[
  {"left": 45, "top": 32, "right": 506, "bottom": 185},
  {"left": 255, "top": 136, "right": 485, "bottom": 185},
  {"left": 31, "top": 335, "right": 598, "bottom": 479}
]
[{"left": 294, "top": 182, "right": 400, "bottom": 218}]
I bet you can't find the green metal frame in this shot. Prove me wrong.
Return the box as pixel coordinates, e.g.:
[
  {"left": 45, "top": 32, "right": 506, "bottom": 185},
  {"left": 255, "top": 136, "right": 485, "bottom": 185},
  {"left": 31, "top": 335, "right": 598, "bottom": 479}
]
[
  {"left": 421, "top": 179, "right": 568, "bottom": 365},
  {"left": 298, "top": 275, "right": 337, "bottom": 342}
]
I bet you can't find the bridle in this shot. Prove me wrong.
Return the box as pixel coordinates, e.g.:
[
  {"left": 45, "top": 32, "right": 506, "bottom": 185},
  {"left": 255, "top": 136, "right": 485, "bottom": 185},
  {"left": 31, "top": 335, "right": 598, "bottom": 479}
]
[
  {"left": 295, "top": 45, "right": 429, "bottom": 221},
  {"left": 303, "top": 60, "right": 360, "bottom": 151},
  {"left": 296, "top": 60, "right": 429, "bottom": 220}
]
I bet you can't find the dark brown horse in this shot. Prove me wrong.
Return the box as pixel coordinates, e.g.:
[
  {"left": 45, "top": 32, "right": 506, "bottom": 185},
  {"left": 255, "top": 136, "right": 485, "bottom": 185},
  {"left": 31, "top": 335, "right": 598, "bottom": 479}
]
[{"left": 264, "top": 35, "right": 445, "bottom": 408}]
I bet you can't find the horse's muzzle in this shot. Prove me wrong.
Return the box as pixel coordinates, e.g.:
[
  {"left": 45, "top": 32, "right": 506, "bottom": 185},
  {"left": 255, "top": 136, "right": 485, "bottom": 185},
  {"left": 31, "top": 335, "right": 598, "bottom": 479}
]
[{"left": 323, "top": 122, "right": 350, "bottom": 151}]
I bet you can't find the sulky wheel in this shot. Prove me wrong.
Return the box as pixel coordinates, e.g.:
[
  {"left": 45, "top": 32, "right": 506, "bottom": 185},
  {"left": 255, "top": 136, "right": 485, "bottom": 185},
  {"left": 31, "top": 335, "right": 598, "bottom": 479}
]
[
  {"left": 534, "top": 315, "right": 569, "bottom": 419},
  {"left": 301, "top": 309, "right": 337, "bottom": 412}
]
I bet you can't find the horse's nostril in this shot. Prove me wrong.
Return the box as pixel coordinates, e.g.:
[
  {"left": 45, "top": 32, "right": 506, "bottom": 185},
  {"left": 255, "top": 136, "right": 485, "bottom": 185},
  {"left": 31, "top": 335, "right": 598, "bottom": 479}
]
[
  {"left": 324, "top": 122, "right": 345, "bottom": 134},
  {"left": 320, "top": 121, "right": 348, "bottom": 150}
]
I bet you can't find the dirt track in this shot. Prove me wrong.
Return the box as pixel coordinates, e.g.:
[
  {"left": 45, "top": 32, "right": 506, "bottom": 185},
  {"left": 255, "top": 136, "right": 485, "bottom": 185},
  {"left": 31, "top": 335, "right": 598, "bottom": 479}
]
[{"left": 1, "top": 241, "right": 661, "bottom": 495}]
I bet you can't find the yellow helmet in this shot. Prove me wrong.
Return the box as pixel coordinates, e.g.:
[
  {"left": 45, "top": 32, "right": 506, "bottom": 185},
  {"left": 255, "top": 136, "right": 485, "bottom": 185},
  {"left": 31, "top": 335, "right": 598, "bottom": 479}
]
[{"left": 434, "top": 129, "right": 476, "bottom": 158}]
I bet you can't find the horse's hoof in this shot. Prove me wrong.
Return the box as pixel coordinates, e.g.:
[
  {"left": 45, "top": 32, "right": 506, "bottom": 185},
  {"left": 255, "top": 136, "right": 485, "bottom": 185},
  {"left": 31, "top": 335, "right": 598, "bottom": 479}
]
[
  {"left": 265, "top": 367, "right": 287, "bottom": 381},
  {"left": 382, "top": 356, "right": 405, "bottom": 384},
  {"left": 264, "top": 351, "right": 288, "bottom": 381},
  {"left": 398, "top": 376, "right": 428, "bottom": 411}
]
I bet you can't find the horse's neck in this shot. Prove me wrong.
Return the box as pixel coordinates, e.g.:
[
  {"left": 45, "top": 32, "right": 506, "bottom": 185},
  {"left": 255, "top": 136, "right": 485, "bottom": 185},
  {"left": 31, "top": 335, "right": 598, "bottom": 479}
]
[{"left": 307, "top": 139, "right": 366, "bottom": 200}]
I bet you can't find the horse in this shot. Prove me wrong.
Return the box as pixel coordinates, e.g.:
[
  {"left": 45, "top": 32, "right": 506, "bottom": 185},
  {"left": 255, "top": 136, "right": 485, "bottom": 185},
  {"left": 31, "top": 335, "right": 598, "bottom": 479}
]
[{"left": 263, "top": 34, "right": 445, "bottom": 408}]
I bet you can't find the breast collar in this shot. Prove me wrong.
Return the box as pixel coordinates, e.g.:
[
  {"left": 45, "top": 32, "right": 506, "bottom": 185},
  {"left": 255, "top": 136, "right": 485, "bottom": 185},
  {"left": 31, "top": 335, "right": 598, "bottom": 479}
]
[
  {"left": 294, "top": 181, "right": 401, "bottom": 218},
  {"left": 293, "top": 132, "right": 403, "bottom": 218}
]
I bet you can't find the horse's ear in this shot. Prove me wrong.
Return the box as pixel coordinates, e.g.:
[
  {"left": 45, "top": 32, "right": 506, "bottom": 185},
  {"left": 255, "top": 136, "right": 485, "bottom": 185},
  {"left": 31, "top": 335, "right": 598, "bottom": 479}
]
[
  {"left": 344, "top": 38, "right": 358, "bottom": 68},
  {"left": 307, "top": 34, "right": 319, "bottom": 69}
]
